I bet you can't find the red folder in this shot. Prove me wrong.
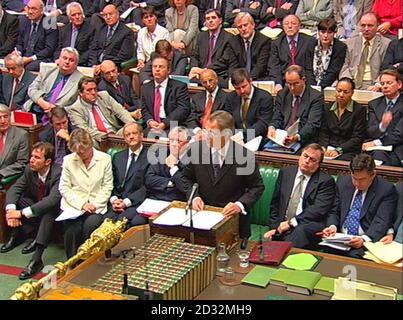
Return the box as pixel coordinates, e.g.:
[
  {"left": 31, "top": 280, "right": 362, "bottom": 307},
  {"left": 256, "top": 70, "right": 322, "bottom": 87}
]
[
  {"left": 11, "top": 111, "right": 37, "bottom": 126},
  {"left": 249, "top": 241, "right": 292, "bottom": 266}
]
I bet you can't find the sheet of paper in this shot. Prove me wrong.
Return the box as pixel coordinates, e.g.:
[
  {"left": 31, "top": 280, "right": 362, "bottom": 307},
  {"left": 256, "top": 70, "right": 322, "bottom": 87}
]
[
  {"left": 6, "top": 10, "right": 27, "bottom": 15},
  {"left": 364, "top": 241, "right": 403, "bottom": 264},
  {"left": 120, "top": 7, "right": 135, "bottom": 19},
  {"left": 244, "top": 136, "right": 262, "bottom": 152},
  {"left": 137, "top": 198, "right": 171, "bottom": 215},
  {"left": 181, "top": 210, "right": 224, "bottom": 230},
  {"left": 152, "top": 207, "right": 189, "bottom": 226},
  {"left": 286, "top": 120, "right": 299, "bottom": 136},
  {"left": 365, "top": 145, "right": 393, "bottom": 152},
  {"left": 55, "top": 209, "right": 84, "bottom": 221},
  {"left": 268, "top": 129, "right": 288, "bottom": 148},
  {"left": 260, "top": 27, "right": 283, "bottom": 39}
]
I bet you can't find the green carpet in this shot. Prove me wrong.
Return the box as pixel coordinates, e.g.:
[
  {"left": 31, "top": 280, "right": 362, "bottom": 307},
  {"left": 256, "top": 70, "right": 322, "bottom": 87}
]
[{"left": 0, "top": 241, "right": 65, "bottom": 300}]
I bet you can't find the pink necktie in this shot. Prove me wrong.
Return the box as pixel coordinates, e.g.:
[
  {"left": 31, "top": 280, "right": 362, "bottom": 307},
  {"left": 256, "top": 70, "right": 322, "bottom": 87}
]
[{"left": 154, "top": 85, "right": 162, "bottom": 123}]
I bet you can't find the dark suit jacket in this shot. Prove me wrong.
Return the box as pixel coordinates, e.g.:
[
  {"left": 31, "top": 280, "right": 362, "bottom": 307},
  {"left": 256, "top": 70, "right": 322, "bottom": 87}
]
[
  {"left": 191, "top": 28, "right": 232, "bottom": 69},
  {"left": 316, "top": 38, "right": 347, "bottom": 88},
  {"left": 318, "top": 101, "right": 367, "bottom": 156},
  {"left": 269, "top": 166, "right": 336, "bottom": 230},
  {"left": 327, "top": 175, "right": 397, "bottom": 242},
  {"left": 141, "top": 79, "right": 190, "bottom": 129},
  {"left": 0, "top": 11, "right": 19, "bottom": 58},
  {"left": 217, "top": 31, "right": 271, "bottom": 80},
  {"left": 88, "top": 21, "right": 134, "bottom": 66},
  {"left": 187, "top": 88, "right": 228, "bottom": 129},
  {"left": 182, "top": 141, "right": 265, "bottom": 238},
  {"left": 367, "top": 95, "right": 403, "bottom": 162},
  {"left": 381, "top": 39, "right": 403, "bottom": 76},
  {"left": 145, "top": 156, "right": 187, "bottom": 202},
  {"left": 225, "top": 0, "right": 261, "bottom": 26},
  {"left": 38, "top": 124, "right": 73, "bottom": 157},
  {"left": 224, "top": 86, "right": 274, "bottom": 140},
  {"left": 111, "top": 147, "right": 149, "bottom": 208},
  {"left": 268, "top": 33, "right": 316, "bottom": 85},
  {"left": 2, "top": 0, "right": 25, "bottom": 11},
  {"left": 270, "top": 85, "right": 324, "bottom": 145},
  {"left": 140, "top": 50, "right": 188, "bottom": 83},
  {"left": 87, "top": 0, "right": 124, "bottom": 16},
  {"left": 198, "top": 0, "right": 227, "bottom": 28},
  {"left": 0, "top": 71, "right": 37, "bottom": 110},
  {"left": 97, "top": 74, "right": 138, "bottom": 111},
  {"left": 55, "top": 20, "right": 95, "bottom": 66},
  {"left": 259, "top": 0, "right": 299, "bottom": 28},
  {"left": 394, "top": 181, "right": 403, "bottom": 233},
  {"left": 16, "top": 16, "right": 59, "bottom": 61},
  {"left": 5, "top": 163, "right": 62, "bottom": 216}
]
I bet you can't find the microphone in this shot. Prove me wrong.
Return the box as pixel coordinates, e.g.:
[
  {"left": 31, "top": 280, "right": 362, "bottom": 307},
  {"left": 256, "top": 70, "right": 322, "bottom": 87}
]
[{"left": 186, "top": 183, "right": 199, "bottom": 211}]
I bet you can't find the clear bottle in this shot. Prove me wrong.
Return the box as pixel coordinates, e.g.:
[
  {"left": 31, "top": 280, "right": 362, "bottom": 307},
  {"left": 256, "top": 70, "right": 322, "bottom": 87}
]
[{"left": 216, "top": 242, "right": 230, "bottom": 273}]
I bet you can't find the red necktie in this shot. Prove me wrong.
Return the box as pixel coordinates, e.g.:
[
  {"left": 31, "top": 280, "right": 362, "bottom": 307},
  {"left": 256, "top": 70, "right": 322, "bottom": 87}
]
[
  {"left": 201, "top": 94, "right": 214, "bottom": 129},
  {"left": 154, "top": 85, "right": 162, "bottom": 123},
  {"left": 290, "top": 39, "right": 297, "bottom": 65},
  {"left": 37, "top": 180, "right": 45, "bottom": 201},
  {"left": 0, "top": 133, "right": 4, "bottom": 155},
  {"left": 91, "top": 105, "right": 108, "bottom": 133}
]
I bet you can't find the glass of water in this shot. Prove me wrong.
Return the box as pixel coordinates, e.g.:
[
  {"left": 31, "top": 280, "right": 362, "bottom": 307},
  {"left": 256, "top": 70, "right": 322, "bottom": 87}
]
[{"left": 238, "top": 250, "right": 250, "bottom": 268}]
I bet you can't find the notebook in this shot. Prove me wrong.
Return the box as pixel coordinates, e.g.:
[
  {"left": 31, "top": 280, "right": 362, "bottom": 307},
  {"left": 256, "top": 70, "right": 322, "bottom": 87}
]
[
  {"left": 249, "top": 241, "right": 292, "bottom": 266},
  {"left": 241, "top": 265, "right": 278, "bottom": 288},
  {"left": 285, "top": 270, "right": 322, "bottom": 295},
  {"left": 313, "top": 276, "right": 335, "bottom": 297}
]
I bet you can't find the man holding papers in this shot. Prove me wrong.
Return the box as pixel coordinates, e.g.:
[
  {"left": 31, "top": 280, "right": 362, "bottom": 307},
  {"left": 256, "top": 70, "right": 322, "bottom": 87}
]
[
  {"left": 182, "top": 111, "right": 264, "bottom": 242},
  {"left": 321, "top": 154, "right": 397, "bottom": 258},
  {"left": 264, "top": 143, "right": 336, "bottom": 249},
  {"left": 363, "top": 69, "right": 403, "bottom": 167},
  {"left": 59, "top": 128, "right": 113, "bottom": 259},
  {"left": 104, "top": 122, "right": 149, "bottom": 227},
  {"left": 266, "top": 65, "right": 323, "bottom": 153},
  {"left": 1, "top": 142, "right": 61, "bottom": 280}
]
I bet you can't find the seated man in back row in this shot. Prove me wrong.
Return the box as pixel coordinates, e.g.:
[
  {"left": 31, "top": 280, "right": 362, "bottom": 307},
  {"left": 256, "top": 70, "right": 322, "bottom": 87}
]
[{"left": 321, "top": 154, "right": 397, "bottom": 259}]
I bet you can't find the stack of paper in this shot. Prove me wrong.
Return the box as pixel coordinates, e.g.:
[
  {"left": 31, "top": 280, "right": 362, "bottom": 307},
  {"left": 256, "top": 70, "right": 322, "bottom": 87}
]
[
  {"left": 363, "top": 241, "right": 403, "bottom": 266},
  {"left": 136, "top": 198, "right": 171, "bottom": 217},
  {"left": 319, "top": 233, "right": 355, "bottom": 251}
]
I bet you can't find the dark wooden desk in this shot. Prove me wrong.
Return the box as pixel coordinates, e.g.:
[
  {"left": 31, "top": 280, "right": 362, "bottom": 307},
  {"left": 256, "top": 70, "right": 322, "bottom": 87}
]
[{"left": 38, "top": 226, "right": 402, "bottom": 300}]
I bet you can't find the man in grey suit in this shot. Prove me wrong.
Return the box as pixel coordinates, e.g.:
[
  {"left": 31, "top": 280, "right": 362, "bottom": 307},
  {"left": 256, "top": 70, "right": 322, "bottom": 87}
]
[
  {"left": 340, "top": 12, "right": 391, "bottom": 90},
  {"left": 23, "top": 47, "right": 84, "bottom": 123},
  {"left": 0, "top": 52, "right": 36, "bottom": 110},
  {"left": 0, "top": 104, "right": 29, "bottom": 181},
  {"left": 67, "top": 77, "right": 135, "bottom": 149}
]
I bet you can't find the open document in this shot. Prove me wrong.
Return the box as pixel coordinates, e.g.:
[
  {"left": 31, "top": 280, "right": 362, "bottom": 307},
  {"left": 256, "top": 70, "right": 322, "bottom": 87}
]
[
  {"left": 268, "top": 120, "right": 299, "bottom": 148},
  {"left": 137, "top": 198, "right": 171, "bottom": 217},
  {"left": 55, "top": 209, "right": 84, "bottom": 221},
  {"left": 153, "top": 207, "right": 224, "bottom": 230}
]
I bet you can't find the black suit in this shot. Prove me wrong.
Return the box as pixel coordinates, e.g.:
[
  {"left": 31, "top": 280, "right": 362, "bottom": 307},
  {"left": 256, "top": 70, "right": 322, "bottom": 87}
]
[
  {"left": 259, "top": 0, "right": 299, "bottom": 29},
  {"left": 224, "top": 0, "right": 261, "bottom": 26},
  {"left": 191, "top": 28, "right": 232, "bottom": 70},
  {"left": 315, "top": 38, "right": 347, "bottom": 88},
  {"left": 366, "top": 95, "right": 403, "bottom": 166},
  {"left": 0, "top": 11, "right": 19, "bottom": 58},
  {"left": 198, "top": 0, "right": 227, "bottom": 28},
  {"left": 182, "top": 141, "right": 265, "bottom": 238},
  {"left": 327, "top": 175, "right": 397, "bottom": 258},
  {"left": 2, "top": 0, "right": 25, "bottom": 11},
  {"left": 16, "top": 16, "right": 59, "bottom": 71},
  {"left": 141, "top": 79, "right": 190, "bottom": 130},
  {"left": 140, "top": 50, "right": 188, "bottom": 83},
  {"left": 88, "top": 21, "right": 134, "bottom": 66},
  {"left": 187, "top": 89, "right": 228, "bottom": 129},
  {"left": 38, "top": 124, "right": 73, "bottom": 162},
  {"left": 270, "top": 85, "right": 324, "bottom": 146},
  {"left": 224, "top": 86, "right": 274, "bottom": 140},
  {"left": 381, "top": 39, "right": 403, "bottom": 76},
  {"left": 267, "top": 33, "right": 316, "bottom": 85},
  {"left": 0, "top": 71, "right": 36, "bottom": 110},
  {"left": 318, "top": 101, "right": 367, "bottom": 161},
  {"left": 55, "top": 20, "right": 95, "bottom": 66},
  {"left": 104, "top": 147, "right": 149, "bottom": 227},
  {"left": 5, "top": 164, "right": 62, "bottom": 247},
  {"left": 394, "top": 181, "right": 403, "bottom": 234},
  {"left": 270, "top": 166, "right": 336, "bottom": 248},
  {"left": 217, "top": 31, "right": 271, "bottom": 80},
  {"left": 145, "top": 155, "right": 187, "bottom": 202},
  {"left": 98, "top": 74, "right": 139, "bottom": 111}
]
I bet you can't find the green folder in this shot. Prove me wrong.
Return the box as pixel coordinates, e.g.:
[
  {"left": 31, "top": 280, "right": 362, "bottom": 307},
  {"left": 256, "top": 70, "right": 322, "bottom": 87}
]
[
  {"left": 281, "top": 253, "right": 321, "bottom": 271},
  {"left": 284, "top": 270, "right": 322, "bottom": 295},
  {"left": 313, "top": 276, "right": 335, "bottom": 297},
  {"left": 241, "top": 265, "right": 278, "bottom": 288},
  {"left": 269, "top": 268, "right": 296, "bottom": 287}
]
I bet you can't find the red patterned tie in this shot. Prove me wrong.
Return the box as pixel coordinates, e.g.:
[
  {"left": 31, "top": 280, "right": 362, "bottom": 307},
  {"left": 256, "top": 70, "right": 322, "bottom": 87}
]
[
  {"left": 91, "top": 104, "right": 108, "bottom": 133},
  {"left": 37, "top": 180, "right": 45, "bottom": 201},
  {"left": 290, "top": 39, "right": 297, "bottom": 65},
  {"left": 201, "top": 94, "right": 214, "bottom": 129},
  {"left": 154, "top": 85, "right": 162, "bottom": 123}
]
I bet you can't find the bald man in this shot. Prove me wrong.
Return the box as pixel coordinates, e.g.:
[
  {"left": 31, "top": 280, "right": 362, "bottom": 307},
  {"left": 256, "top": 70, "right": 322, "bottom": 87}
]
[
  {"left": 88, "top": 4, "right": 134, "bottom": 67},
  {"left": 98, "top": 60, "right": 141, "bottom": 116},
  {"left": 16, "top": 0, "right": 59, "bottom": 71},
  {"left": 186, "top": 69, "right": 229, "bottom": 130}
]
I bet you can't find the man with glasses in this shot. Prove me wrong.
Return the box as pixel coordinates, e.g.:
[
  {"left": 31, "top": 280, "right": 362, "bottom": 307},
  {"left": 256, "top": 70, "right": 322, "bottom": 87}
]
[
  {"left": 321, "top": 154, "right": 397, "bottom": 258},
  {"left": 145, "top": 126, "right": 188, "bottom": 202},
  {"left": 264, "top": 143, "right": 336, "bottom": 249},
  {"left": 266, "top": 64, "right": 323, "bottom": 152}
]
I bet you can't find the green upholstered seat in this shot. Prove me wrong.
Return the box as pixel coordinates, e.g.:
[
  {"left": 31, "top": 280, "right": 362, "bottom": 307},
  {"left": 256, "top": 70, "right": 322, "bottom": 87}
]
[{"left": 0, "top": 173, "right": 22, "bottom": 187}]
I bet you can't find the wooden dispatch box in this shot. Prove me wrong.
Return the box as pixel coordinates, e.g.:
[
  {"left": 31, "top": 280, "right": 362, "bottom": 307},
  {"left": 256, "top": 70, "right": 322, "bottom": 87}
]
[{"left": 149, "top": 201, "right": 239, "bottom": 248}]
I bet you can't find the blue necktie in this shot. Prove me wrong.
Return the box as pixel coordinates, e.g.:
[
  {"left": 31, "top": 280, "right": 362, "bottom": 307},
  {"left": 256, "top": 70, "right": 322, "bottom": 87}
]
[
  {"left": 385, "top": 100, "right": 394, "bottom": 113},
  {"left": 344, "top": 190, "right": 362, "bottom": 236}
]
